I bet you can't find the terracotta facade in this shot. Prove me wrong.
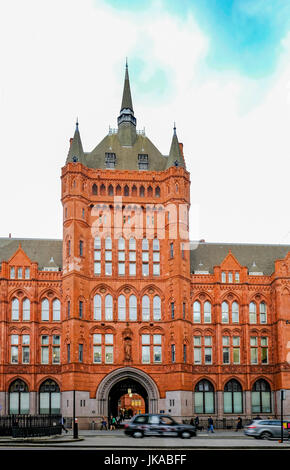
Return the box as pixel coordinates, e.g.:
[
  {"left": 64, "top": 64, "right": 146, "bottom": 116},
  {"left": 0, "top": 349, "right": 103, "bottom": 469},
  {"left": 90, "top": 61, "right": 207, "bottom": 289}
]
[{"left": 1, "top": 67, "right": 290, "bottom": 428}]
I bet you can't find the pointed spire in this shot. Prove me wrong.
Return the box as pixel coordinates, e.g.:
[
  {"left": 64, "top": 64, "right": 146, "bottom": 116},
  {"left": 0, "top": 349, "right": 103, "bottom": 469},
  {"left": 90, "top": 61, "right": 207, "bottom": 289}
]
[
  {"left": 118, "top": 60, "right": 137, "bottom": 146},
  {"left": 121, "top": 59, "right": 134, "bottom": 112},
  {"left": 166, "top": 124, "right": 185, "bottom": 169},
  {"left": 66, "top": 119, "right": 86, "bottom": 165}
]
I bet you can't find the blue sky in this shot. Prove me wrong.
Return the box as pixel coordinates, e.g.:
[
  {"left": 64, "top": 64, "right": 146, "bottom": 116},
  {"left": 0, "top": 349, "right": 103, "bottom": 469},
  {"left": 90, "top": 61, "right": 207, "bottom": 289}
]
[
  {"left": 1, "top": 0, "right": 290, "bottom": 244},
  {"left": 106, "top": 0, "right": 290, "bottom": 78}
]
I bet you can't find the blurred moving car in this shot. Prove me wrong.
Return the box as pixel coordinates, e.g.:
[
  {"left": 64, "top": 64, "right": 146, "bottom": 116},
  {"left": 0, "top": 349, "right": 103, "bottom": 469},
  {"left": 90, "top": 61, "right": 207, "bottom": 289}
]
[
  {"left": 244, "top": 419, "right": 289, "bottom": 440},
  {"left": 124, "top": 413, "right": 196, "bottom": 438}
]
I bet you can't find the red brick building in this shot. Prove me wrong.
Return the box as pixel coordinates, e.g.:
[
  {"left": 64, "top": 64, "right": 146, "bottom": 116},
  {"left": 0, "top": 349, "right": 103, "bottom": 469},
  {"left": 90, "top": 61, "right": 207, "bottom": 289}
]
[{"left": 1, "top": 64, "right": 290, "bottom": 428}]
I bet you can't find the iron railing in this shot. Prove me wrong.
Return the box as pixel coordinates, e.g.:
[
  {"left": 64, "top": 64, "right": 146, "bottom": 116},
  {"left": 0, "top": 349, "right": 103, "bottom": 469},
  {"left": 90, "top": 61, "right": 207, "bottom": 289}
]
[{"left": 0, "top": 414, "right": 62, "bottom": 438}]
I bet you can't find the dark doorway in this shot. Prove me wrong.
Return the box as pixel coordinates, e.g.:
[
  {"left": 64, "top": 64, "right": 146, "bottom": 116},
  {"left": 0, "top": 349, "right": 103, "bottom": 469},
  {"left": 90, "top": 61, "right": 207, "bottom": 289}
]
[{"left": 108, "top": 378, "right": 148, "bottom": 418}]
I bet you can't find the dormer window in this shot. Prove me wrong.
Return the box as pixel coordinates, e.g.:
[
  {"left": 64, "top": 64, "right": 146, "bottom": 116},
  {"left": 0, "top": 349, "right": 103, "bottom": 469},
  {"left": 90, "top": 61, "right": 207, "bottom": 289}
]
[
  {"left": 138, "top": 154, "right": 148, "bottom": 170},
  {"left": 105, "top": 153, "right": 116, "bottom": 169}
]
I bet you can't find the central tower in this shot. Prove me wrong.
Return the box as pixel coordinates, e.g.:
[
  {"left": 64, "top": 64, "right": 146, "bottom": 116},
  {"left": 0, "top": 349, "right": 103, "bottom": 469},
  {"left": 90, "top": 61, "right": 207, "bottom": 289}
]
[{"left": 60, "top": 62, "right": 192, "bottom": 424}]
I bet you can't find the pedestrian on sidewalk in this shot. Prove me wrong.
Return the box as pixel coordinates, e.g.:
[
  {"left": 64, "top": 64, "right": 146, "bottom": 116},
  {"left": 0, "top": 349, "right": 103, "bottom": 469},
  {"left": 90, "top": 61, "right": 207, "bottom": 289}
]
[
  {"left": 235, "top": 416, "right": 242, "bottom": 432},
  {"left": 61, "top": 416, "right": 68, "bottom": 434},
  {"left": 208, "top": 416, "right": 214, "bottom": 433},
  {"left": 100, "top": 417, "right": 107, "bottom": 430}
]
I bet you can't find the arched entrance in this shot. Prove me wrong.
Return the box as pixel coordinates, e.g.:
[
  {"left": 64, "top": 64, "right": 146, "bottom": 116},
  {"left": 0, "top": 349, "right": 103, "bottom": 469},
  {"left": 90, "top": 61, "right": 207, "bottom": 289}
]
[
  {"left": 96, "top": 367, "right": 159, "bottom": 417},
  {"left": 108, "top": 378, "right": 147, "bottom": 418}
]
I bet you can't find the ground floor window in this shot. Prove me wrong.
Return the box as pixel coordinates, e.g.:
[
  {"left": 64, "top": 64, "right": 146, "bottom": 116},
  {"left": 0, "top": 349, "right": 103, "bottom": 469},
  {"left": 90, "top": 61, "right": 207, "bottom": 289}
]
[
  {"left": 194, "top": 380, "right": 214, "bottom": 414},
  {"left": 9, "top": 380, "right": 29, "bottom": 414},
  {"left": 251, "top": 379, "right": 271, "bottom": 414},
  {"left": 224, "top": 379, "right": 243, "bottom": 413},
  {"left": 39, "top": 380, "right": 60, "bottom": 414}
]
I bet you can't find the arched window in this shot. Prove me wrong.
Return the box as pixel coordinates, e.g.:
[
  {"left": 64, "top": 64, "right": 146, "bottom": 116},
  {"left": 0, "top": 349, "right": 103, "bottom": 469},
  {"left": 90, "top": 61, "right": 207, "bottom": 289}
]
[
  {"left": 155, "top": 186, "right": 160, "bottom": 198},
  {"left": 41, "top": 299, "right": 49, "bottom": 321},
  {"left": 194, "top": 380, "right": 215, "bottom": 414},
  {"left": 204, "top": 301, "right": 211, "bottom": 323},
  {"left": 140, "top": 186, "right": 145, "bottom": 197},
  {"left": 12, "top": 298, "right": 19, "bottom": 321},
  {"left": 124, "top": 185, "right": 129, "bottom": 196},
  {"left": 232, "top": 301, "right": 239, "bottom": 323},
  {"left": 193, "top": 301, "right": 201, "bottom": 323},
  {"left": 132, "top": 185, "right": 137, "bottom": 196},
  {"left": 118, "top": 295, "right": 126, "bottom": 321},
  {"left": 252, "top": 379, "right": 271, "bottom": 414},
  {"left": 116, "top": 184, "right": 121, "bottom": 195},
  {"left": 39, "top": 380, "right": 60, "bottom": 415},
  {"left": 129, "top": 295, "right": 137, "bottom": 321},
  {"left": 108, "top": 184, "right": 114, "bottom": 196},
  {"left": 105, "top": 295, "right": 113, "bottom": 321},
  {"left": 92, "top": 184, "right": 98, "bottom": 195},
  {"left": 147, "top": 186, "right": 153, "bottom": 197},
  {"left": 52, "top": 299, "right": 61, "bottom": 321},
  {"left": 222, "top": 301, "right": 229, "bottom": 323},
  {"left": 22, "top": 298, "right": 30, "bottom": 321},
  {"left": 260, "top": 302, "right": 267, "bottom": 324},
  {"left": 9, "top": 380, "right": 29, "bottom": 414},
  {"left": 224, "top": 380, "right": 243, "bottom": 413},
  {"left": 100, "top": 184, "right": 106, "bottom": 195},
  {"left": 142, "top": 295, "right": 150, "bottom": 321},
  {"left": 153, "top": 296, "right": 161, "bottom": 321},
  {"left": 249, "top": 302, "right": 257, "bottom": 323},
  {"left": 94, "top": 294, "right": 102, "bottom": 320}
]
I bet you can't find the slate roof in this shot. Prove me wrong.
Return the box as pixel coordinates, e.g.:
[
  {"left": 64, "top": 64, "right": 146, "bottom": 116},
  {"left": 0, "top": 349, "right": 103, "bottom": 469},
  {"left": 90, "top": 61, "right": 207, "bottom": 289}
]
[
  {"left": 190, "top": 242, "right": 290, "bottom": 276},
  {"left": 66, "top": 65, "right": 183, "bottom": 171},
  {"left": 0, "top": 238, "right": 63, "bottom": 270},
  {"left": 1, "top": 238, "right": 290, "bottom": 277}
]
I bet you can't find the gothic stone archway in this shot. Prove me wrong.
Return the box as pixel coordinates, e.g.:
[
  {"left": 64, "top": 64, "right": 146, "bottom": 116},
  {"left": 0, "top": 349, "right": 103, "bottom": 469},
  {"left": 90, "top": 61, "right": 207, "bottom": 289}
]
[{"left": 96, "top": 367, "right": 159, "bottom": 416}]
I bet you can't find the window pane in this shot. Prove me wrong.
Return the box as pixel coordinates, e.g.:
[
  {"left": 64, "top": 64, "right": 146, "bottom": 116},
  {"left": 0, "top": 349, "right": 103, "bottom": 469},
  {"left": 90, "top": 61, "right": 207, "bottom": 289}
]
[
  {"left": 105, "top": 295, "right": 113, "bottom": 320},
  {"left": 41, "top": 347, "right": 49, "bottom": 364},
  {"left": 93, "top": 346, "right": 102, "bottom": 363},
  {"left": 94, "top": 294, "right": 102, "bottom": 320},
  {"left": 51, "top": 393, "right": 61, "bottom": 414},
  {"left": 142, "top": 335, "right": 150, "bottom": 345},
  {"left": 23, "top": 299, "right": 30, "bottom": 321},
  {"left": 118, "top": 295, "right": 126, "bottom": 320},
  {"left": 105, "top": 346, "right": 113, "bottom": 363},
  {"left": 205, "top": 348, "right": 212, "bottom": 364},
  {"left": 129, "top": 295, "right": 137, "bottom": 321},
  {"left": 153, "top": 346, "right": 162, "bottom": 363},
  {"left": 12, "top": 299, "right": 19, "bottom": 321},
  {"left": 194, "top": 392, "right": 203, "bottom": 414},
  {"left": 204, "top": 302, "right": 211, "bottom": 323},
  {"left": 142, "top": 346, "right": 150, "bottom": 363},
  {"left": 129, "top": 263, "right": 136, "bottom": 275},
  {"left": 153, "top": 335, "right": 161, "bottom": 344},
  {"left": 142, "top": 296, "right": 150, "bottom": 321},
  {"left": 105, "top": 334, "right": 113, "bottom": 344},
  {"left": 251, "top": 392, "right": 261, "bottom": 413},
  {"left": 52, "top": 347, "right": 60, "bottom": 364},
  {"left": 204, "top": 393, "right": 214, "bottom": 413},
  {"left": 53, "top": 299, "right": 61, "bottom": 321},
  {"left": 93, "top": 334, "right": 102, "bottom": 344},
  {"left": 194, "top": 348, "right": 201, "bottom": 364},
  {"left": 233, "top": 392, "right": 243, "bottom": 413},
  {"left": 10, "top": 393, "right": 19, "bottom": 414},
  {"left": 40, "top": 393, "right": 50, "bottom": 414},
  {"left": 20, "top": 393, "right": 29, "bottom": 414},
  {"left": 262, "top": 392, "right": 271, "bottom": 413},
  {"left": 42, "top": 299, "right": 49, "bottom": 321},
  {"left": 224, "top": 392, "right": 232, "bottom": 413},
  {"left": 193, "top": 301, "right": 201, "bottom": 322},
  {"left": 153, "top": 296, "right": 161, "bottom": 320}
]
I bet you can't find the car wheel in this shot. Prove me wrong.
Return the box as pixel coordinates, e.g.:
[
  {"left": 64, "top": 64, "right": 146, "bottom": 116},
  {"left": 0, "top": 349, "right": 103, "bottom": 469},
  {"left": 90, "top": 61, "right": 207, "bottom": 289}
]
[
  {"left": 260, "top": 431, "right": 272, "bottom": 440},
  {"left": 132, "top": 430, "right": 144, "bottom": 438},
  {"left": 180, "top": 431, "right": 191, "bottom": 439}
]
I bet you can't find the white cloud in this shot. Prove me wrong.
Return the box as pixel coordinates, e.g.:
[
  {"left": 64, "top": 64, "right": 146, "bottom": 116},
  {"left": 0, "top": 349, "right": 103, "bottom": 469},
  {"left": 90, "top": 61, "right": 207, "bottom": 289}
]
[{"left": 0, "top": 0, "right": 290, "bottom": 245}]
